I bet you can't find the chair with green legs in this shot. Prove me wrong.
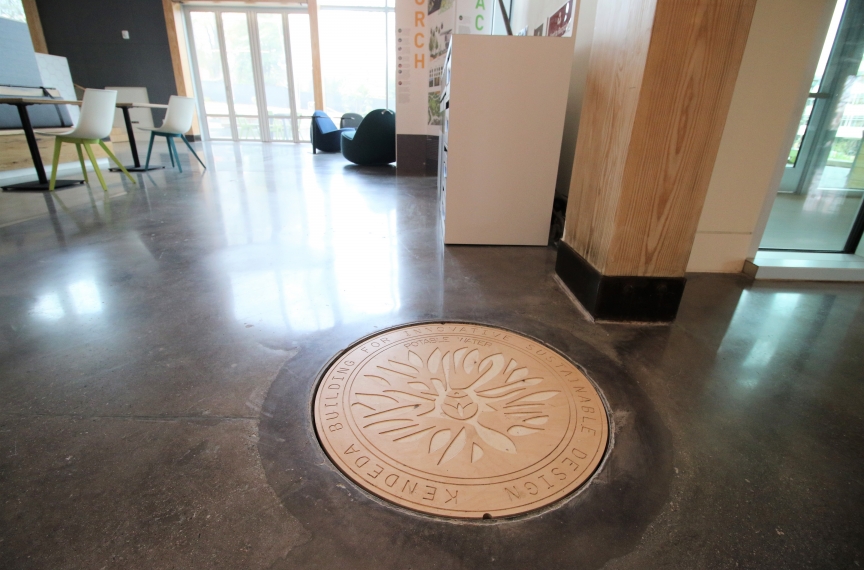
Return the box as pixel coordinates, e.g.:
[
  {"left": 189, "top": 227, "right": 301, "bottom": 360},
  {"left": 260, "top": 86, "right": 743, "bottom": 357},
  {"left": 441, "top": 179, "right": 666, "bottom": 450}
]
[
  {"left": 36, "top": 89, "right": 136, "bottom": 191},
  {"left": 140, "top": 96, "right": 206, "bottom": 173}
]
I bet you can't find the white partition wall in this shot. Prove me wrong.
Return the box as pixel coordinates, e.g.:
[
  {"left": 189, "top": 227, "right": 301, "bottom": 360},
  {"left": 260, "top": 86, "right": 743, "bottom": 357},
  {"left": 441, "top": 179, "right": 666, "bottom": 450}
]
[
  {"left": 36, "top": 53, "right": 79, "bottom": 124},
  {"left": 439, "top": 35, "right": 572, "bottom": 245}
]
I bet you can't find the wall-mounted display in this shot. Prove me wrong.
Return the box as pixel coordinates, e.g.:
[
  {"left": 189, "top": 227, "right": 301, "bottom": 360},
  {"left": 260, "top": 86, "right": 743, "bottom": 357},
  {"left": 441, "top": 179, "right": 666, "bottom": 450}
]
[
  {"left": 428, "top": 91, "right": 442, "bottom": 125},
  {"left": 546, "top": 0, "right": 575, "bottom": 38},
  {"left": 395, "top": 0, "right": 493, "bottom": 141}
]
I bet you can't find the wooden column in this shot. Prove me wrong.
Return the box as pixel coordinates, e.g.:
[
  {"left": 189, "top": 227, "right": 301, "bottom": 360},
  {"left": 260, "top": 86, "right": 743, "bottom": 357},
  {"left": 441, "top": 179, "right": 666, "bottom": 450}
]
[
  {"left": 556, "top": 0, "right": 756, "bottom": 322},
  {"left": 22, "top": 0, "right": 48, "bottom": 54},
  {"left": 308, "top": 0, "right": 325, "bottom": 110}
]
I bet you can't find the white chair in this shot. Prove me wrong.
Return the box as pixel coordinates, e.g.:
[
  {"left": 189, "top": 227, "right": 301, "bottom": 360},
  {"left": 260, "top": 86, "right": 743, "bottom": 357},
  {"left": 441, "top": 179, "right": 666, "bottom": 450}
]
[
  {"left": 140, "top": 96, "right": 206, "bottom": 172},
  {"left": 37, "top": 89, "right": 135, "bottom": 191}
]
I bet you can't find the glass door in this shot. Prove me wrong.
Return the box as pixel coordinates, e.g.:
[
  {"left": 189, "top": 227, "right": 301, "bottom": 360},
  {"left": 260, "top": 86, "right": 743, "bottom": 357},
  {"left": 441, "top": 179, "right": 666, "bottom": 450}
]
[
  {"left": 186, "top": 7, "right": 314, "bottom": 142},
  {"left": 256, "top": 13, "right": 297, "bottom": 141},
  {"left": 761, "top": 0, "right": 864, "bottom": 252},
  {"left": 779, "top": 0, "right": 846, "bottom": 195}
]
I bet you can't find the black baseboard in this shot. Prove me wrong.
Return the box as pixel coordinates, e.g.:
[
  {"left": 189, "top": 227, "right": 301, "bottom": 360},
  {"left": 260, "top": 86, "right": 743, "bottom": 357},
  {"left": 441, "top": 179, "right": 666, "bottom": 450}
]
[
  {"left": 555, "top": 241, "right": 686, "bottom": 322},
  {"left": 425, "top": 135, "right": 439, "bottom": 176},
  {"left": 396, "top": 134, "right": 439, "bottom": 175},
  {"left": 396, "top": 134, "right": 426, "bottom": 174}
]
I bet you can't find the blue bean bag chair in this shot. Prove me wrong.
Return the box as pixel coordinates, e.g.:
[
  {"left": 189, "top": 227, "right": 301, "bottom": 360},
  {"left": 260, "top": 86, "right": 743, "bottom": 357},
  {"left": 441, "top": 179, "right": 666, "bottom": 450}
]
[
  {"left": 340, "top": 109, "right": 396, "bottom": 165},
  {"left": 311, "top": 110, "right": 355, "bottom": 153}
]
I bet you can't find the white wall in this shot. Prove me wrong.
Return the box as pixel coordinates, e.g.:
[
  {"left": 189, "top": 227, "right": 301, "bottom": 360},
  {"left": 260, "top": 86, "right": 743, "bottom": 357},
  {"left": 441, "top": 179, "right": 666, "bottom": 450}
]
[
  {"left": 503, "top": 0, "right": 597, "bottom": 197},
  {"left": 685, "top": 0, "right": 836, "bottom": 272},
  {"left": 553, "top": 0, "right": 596, "bottom": 198},
  {"left": 35, "top": 53, "right": 79, "bottom": 124}
]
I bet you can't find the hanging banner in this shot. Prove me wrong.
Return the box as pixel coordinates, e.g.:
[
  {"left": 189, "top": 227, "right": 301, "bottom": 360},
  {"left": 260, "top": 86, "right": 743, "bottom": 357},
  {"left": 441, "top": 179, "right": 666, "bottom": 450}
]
[
  {"left": 396, "top": 0, "right": 492, "bottom": 138},
  {"left": 395, "top": 0, "right": 430, "bottom": 135},
  {"left": 455, "top": 0, "right": 494, "bottom": 36},
  {"left": 425, "top": 0, "right": 454, "bottom": 132}
]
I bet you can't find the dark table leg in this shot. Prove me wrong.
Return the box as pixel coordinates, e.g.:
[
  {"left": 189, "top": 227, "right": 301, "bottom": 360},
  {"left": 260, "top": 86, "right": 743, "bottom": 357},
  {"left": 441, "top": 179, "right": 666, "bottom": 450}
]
[
  {"left": 126, "top": 106, "right": 140, "bottom": 167},
  {"left": 20, "top": 103, "right": 47, "bottom": 184},
  {"left": 110, "top": 105, "right": 164, "bottom": 172},
  {"left": 2, "top": 103, "right": 84, "bottom": 192}
]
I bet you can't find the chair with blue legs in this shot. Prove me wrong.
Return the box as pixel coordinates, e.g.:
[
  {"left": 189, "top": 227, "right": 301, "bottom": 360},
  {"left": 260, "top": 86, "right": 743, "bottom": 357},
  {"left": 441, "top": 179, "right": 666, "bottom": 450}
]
[
  {"left": 140, "top": 96, "right": 206, "bottom": 172},
  {"left": 36, "top": 88, "right": 136, "bottom": 191}
]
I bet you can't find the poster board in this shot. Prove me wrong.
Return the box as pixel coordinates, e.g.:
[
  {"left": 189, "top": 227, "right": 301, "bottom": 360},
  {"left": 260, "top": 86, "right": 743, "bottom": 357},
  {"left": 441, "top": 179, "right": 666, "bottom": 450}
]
[
  {"left": 546, "top": 0, "right": 574, "bottom": 38},
  {"left": 395, "top": 0, "right": 493, "bottom": 138}
]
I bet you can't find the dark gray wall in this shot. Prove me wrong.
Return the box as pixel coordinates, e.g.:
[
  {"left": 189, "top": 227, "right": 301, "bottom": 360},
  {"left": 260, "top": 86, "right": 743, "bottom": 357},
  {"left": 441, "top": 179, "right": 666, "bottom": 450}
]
[{"left": 35, "top": 0, "right": 175, "bottom": 119}]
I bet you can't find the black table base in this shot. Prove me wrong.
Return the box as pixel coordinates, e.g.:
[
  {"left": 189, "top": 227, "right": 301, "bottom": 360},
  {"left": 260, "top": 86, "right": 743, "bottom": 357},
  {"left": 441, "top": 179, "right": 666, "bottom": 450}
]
[
  {"left": 1, "top": 102, "right": 85, "bottom": 192},
  {"left": 110, "top": 165, "right": 164, "bottom": 173},
  {"left": 2, "top": 179, "right": 84, "bottom": 192}
]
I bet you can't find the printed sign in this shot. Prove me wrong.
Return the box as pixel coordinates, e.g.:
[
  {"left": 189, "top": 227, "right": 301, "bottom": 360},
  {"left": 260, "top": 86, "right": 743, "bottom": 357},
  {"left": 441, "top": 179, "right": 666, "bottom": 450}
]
[
  {"left": 546, "top": 0, "right": 575, "bottom": 38},
  {"left": 396, "top": 0, "right": 493, "bottom": 137}
]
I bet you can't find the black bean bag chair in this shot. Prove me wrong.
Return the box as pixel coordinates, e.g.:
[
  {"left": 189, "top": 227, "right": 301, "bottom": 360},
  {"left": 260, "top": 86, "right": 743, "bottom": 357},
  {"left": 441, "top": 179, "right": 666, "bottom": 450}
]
[{"left": 340, "top": 109, "right": 396, "bottom": 165}]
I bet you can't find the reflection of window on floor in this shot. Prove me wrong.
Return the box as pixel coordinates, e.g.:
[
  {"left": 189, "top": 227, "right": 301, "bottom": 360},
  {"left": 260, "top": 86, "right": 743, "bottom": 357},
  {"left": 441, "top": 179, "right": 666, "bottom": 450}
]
[
  {"left": 31, "top": 280, "right": 103, "bottom": 320},
  {"left": 761, "top": 191, "right": 863, "bottom": 250}
]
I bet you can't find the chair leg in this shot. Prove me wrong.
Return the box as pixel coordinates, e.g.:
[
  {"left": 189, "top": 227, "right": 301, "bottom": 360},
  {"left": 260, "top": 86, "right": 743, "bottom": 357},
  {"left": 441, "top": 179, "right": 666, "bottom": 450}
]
[
  {"left": 75, "top": 143, "right": 89, "bottom": 183},
  {"left": 181, "top": 135, "right": 206, "bottom": 169},
  {"left": 168, "top": 137, "right": 181, "bottom": 173},
  {"left": 144, "top": 132, "right": 155, "bottom": 169},
  {"left": 173, "top": 137, "right": 183, "bottom": 172},
  {"left": 49, "top": 138, "right": 62, "bottom": 191},
  {"left": 167, "top": 136, "right": 175, "bottom": 168},
  {"left": 98, "top": 140, "right": 135, "bottom": 184},
  {"left": 83, "top": 143, "right": 108, "bottom": 191}
]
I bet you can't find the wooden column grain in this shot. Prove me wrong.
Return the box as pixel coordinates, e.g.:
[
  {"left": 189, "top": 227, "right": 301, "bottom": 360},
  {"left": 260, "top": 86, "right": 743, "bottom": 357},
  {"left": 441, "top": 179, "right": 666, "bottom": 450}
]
[
  {"left": 22, "top": 0, "right": 48, "bottom": 54},
  {"left": 308, "top": 0, "right": 325, "bottom": 110},
  {"left": 562, "top": 0, "right": 657, "bottom": 274},
  {"left": 562, "top": 0, "right": 757, "bottom": 278}
]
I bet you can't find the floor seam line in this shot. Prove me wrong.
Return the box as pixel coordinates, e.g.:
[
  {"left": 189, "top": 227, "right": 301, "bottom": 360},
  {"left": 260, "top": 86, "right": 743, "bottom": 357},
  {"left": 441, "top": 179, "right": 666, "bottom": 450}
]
[{"left": 0, "top": 413, "right": 259, "bottom": 421}]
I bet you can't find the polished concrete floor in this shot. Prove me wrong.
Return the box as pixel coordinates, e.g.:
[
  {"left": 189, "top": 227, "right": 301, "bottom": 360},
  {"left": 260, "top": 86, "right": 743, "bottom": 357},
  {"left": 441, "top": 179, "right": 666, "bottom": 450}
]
[
  {"left": 761, "top": 189, "right": 863, "bottom": 251},
  {"left": 0, "top": 142, "right": 862, "bottom": 569}
]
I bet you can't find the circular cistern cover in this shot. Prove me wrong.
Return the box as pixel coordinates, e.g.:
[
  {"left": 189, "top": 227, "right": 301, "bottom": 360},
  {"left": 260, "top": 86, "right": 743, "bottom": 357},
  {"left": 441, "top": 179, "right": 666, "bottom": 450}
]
[{"left": 313, "top": 323, "right": 609, "bottom": 519}]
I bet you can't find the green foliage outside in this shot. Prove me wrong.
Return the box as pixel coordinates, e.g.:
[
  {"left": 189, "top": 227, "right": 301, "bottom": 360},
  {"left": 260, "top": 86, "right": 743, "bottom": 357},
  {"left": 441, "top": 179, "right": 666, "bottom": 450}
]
[
  {"left": 428, "top": 92, "right": 442, "bottom": 126},
  {"left": 325, "top": 78, "right": 385, "bottom": 117},
  {"left": 827, "top": 137, "right": 862, "bottom": 166}
]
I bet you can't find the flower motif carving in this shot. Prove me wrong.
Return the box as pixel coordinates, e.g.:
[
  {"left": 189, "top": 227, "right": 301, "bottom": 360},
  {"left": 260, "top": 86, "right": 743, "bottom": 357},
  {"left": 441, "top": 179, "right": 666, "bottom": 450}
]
[{"left": 351, "top": 347, "right": 562, "bottom": 468}]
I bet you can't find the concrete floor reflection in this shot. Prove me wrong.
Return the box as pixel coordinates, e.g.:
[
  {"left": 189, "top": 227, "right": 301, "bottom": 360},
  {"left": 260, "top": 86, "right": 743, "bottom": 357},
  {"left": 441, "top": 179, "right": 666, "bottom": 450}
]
[
  {"left": 208, "top": 147, "right": 402, "bottom": 333},
  {"left": 0, "top": 141, "right": 861, "bottom": 569}
]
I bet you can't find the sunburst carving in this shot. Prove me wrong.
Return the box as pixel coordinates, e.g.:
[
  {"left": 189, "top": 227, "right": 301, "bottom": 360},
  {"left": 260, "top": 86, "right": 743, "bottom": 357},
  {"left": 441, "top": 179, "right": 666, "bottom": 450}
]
[{"left": 352, "top": 347, "right": 560, "bottom": 466}]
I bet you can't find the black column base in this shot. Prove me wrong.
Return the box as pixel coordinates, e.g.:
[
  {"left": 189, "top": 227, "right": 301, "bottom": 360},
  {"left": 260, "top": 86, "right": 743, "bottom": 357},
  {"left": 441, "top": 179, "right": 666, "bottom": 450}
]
[
  {"left": 395, "top": 134, "right": 427, "bottom": 174},
  {"left": 555, "top": 241, "right": 686, "bottom": 322}
]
